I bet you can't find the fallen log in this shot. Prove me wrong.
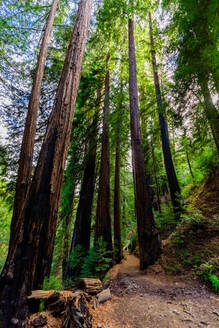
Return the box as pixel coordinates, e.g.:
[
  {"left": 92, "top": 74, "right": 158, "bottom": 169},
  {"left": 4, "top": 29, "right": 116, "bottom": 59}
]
[
  {"left": 26, "top": 291, "right": 92, "bottom": 328},
  {"left": 28, "top": 290, "right": 54, "bottom": 299},
  {"left": 77, "top": 278, "right": 103, "bottom": 295}
]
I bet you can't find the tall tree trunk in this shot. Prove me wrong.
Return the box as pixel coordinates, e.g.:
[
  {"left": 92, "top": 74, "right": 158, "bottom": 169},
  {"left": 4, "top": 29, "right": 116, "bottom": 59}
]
[
  {"left": 60, "top": 136, "right": 84, "bottom": 280},
  {"left": 94, "top": 56, "right": 113, "bottom": 254},
  {"left": 151, "top": 139, "right": 161, "bottom": 212},
  {"left": 114, "top": 109, "right": 122, "bottom": 264},
  {"left": 0, "top": 1, "right": 92, "bottom": 326},
  {"left": 8, "top": 0, "right": 59, "bottom": 255},
  {"left": 128, "top": 15, "right": 161, "bottom": 270},
  {"left": 186, "top": 150, "right": 194, "bottom": 179},
  {"left": 149, "top": 12, "right": 182, "bottom": 216},
  {"left": 64, "top": 114, "right": 98, "bottom": 280},
  {"left": 61, "top": 185, "right": 76, "bottom": 280},
  {"left": 199, "top": 77, "right": 219, "bottom": 154}
]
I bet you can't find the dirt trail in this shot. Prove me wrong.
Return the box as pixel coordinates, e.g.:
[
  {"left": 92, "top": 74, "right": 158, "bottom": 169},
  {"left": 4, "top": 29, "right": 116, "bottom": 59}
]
[{"left": 91, "top": 254, "right": 219, "bottom": 328}]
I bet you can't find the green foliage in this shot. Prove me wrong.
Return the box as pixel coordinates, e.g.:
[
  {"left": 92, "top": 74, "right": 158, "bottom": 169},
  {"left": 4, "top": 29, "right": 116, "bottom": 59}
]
[
  {"left": 169, "top": 210, "right": 206, "bottom": 247},
  {"left": 81, "top": 238, "right": 112, "bottom": 280},
  {"left": 154, "top": 204, "right": 177, "bottom": 237},
  {"left": 209, "top": 275, "right": 219, "bottom": 292},
  {"left": 66, "top": 245, "right": 87, "bottom": 282},
  {"left": 0, "top": 187, "right": 12, "bottom": 273},
  {"left": 197, "top": 261, "right": 219, "bottom": 292},
  {"left": 43, "top": 276, "right": 62, "bottom": 291}
]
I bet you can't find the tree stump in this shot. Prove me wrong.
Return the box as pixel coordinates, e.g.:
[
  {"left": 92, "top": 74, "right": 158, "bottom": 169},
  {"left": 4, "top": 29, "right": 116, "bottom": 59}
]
[
  {"left": 77, "top": 279, "right": 103, "bottom": 295},
  {"left": 26, "top": 291, "right": 92, "bottom": 328}
]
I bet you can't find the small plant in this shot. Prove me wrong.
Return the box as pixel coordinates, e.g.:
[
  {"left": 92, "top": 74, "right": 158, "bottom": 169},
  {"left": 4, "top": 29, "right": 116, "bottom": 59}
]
[
  {"left": 154, "top": 204, "right": 177, "bottom": 237},
  {"left": 209, "top": 274, "right": 219, "bottom": 292},
  {"left": 198, "top": 262, "right": 213, "bottom": 280},
  {"left": 43, "top": 275, "right": 62, "bottom": 290},
  {"left": 197, "top": 261, "right": 219, "bottom": 292},
  {"left": 81, "top": 238, "right": 112, "bottom": 280},
  {"left": 169, "top": 210, "right": 206, "bottom": 248},
  {"left": 182, "top": 212, "right": 206, "bottom": 229},
  {"left": 67, "top": 244, "right": 87, "bottom": 282}
]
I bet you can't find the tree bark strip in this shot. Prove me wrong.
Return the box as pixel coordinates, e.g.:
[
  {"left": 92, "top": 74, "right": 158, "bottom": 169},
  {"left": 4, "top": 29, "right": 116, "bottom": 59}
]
[
  {"left": 94, "top": 56, "right": 113, "bottom": 254},
  {"left": 65, "top": 113, "right": 98, "bottom": 280},
  {"left": 60, "top": 135, "right": 84, "bottom": 280},
  {"left": 186, "top": 150, "right": 194, "bottom": 179},
  {"left": 151, "top": 139, "right": 161, "bottom": 212},
  {"left": 0, "top": 0, "right": 92, "bottom": 326},
  {"left": 128, "top": 15, "right": 161, "bottom": 270},
  {"left": 149, "top": 12, "right": 182, "bottom": 216},
  {"left": 114, "top": 95, "right": 123, "bottom": 264},
  {"left": 8, "top": 0, "right": 59, "bottom": 255}
]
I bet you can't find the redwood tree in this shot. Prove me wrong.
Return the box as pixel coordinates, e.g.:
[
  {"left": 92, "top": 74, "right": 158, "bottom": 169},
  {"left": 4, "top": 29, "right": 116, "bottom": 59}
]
[
  {"left": 128, "top": 14, "right": 161, "bottom": 270},
  {"left": 148, "top": 12, "right": 182, "bottom": 216},
  {"left": 94, "top": 56, "right": 113, "bottom": 254},
  {"left": 8, "top": 0, "right": 59, "bottom": 252},
  {"left": 0, "top": 0, "right": 92, "bottom": 325},
  {"left": 64, "top": 112, "right": 98, "bottom": 280},
  {"left": 113, "top": 81, "right": 124, "bottom": 264}
]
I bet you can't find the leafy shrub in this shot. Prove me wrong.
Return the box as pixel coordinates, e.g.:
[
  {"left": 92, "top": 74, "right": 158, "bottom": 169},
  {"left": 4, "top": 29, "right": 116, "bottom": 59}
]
[
  {"left": 67, "top": 244, "right": 87, "bottom": 281},
  {"left": 195, "top": 145, "right": 218, "bottom": 176},
  {"left": 169, "top": 210, "right": 206, "bottom": 247},
  {"left": 81, "top": 238, "right": 112, "bottom": 280},
  {"left": 0, "top": 194, "right": 12, "bottom": 272},
  {"left": 197, "top": 260, "right": 219, "bottom": 292},
  {"left": 209, "top": 274, "right": 219, "bottom": 292},
  {"left": 154, "top": 204, "right": 177, "bottom": 237},
  {"left": 43, "top": 275, "right": 62, "bottom": 290}
]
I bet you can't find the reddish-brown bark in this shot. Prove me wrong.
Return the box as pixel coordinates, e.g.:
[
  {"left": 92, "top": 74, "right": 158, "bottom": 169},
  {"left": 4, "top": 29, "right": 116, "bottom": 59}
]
[
  {"left": 0, "top": 0, "right": 92, "bottom": 326},
  {"left": 94, "top": 57, "right": 113, "bottom": 254},
  {"left": 65, "top": 114, "right": 98, "bottom": 280},
  {"left": 128, "top": 16, "right": 161, "bottom": 270},
  {"left": 149, "top": 12, "right": 182, "bottom": 216},
  {"left": 113, "top": 81, "right": 123, "bottom": 264},
  {"left": 8, "top": 0, "right": 59, "bottom": 254}
]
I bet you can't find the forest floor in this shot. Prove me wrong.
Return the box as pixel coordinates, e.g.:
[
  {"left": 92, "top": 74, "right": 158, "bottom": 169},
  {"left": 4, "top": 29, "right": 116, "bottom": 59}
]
[
  {"left": 91, "top": 254, "right": 219, "bottom": 328},
  {"left": 91, "top": 173, "right": 219, "bottom": 327}
]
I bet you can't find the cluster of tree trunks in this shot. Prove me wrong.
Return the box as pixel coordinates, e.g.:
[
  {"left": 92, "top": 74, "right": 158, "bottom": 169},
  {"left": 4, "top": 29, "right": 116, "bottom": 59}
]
[
  {"left": 7, "top": 0, "right": 59, "bottom": 262},
  {"left": 113, "top": 77, "right": 124, "bottom": 264},
  {"left": 94, "top": 55, "right": 113, "bottom": 254},
  {"left": 64, "top": 111, "right": 99, "bottom": 280},
  {"left": 0, "top": 0, "right": 93, "bottom": 326},
  {"left": 148, "top": 12, "right": 182, "bottom": 217},
  {"left": 128, "top": 14, "right": 161, "bottom": 269}
]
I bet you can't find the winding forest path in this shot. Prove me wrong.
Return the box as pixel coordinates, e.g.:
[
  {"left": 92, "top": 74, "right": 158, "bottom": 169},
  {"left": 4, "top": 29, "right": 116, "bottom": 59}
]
[{"left": 91, "top": 254, "right": 219, "bottom": 328}]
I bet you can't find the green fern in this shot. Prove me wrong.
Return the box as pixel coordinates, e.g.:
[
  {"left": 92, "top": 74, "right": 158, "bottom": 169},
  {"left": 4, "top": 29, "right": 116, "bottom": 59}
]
[
  {"left": 81, "top": 238, "right": 112, "bottom": 280},
  {"left": 209, "top": 274, "right": 219, "bottom": 292}
]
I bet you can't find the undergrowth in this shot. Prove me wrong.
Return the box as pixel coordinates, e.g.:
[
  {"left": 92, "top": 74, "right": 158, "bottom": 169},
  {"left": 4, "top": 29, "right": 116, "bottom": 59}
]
[{"left": 163, "top": 209, "right": 219, "bottom": 292}]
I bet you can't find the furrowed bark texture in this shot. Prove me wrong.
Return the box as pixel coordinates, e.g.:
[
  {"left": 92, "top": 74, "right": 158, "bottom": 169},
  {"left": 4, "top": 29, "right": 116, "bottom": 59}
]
[
  {"left": 128, "top": 17, "right": 161, "bottom": 270},
  {"left": 61, "top": 184, "right": 76, "bottom": 281},
  {"left": 149, "top": 12, "right": 182, "bottom": 216},
  {"left": 151, "top": 140, "right": 161, "bottom": 212},
  {"left": 61, "top": 138, "right": 83, "bottom": 280},
  {"left": 114, "top": 128, "right": 122, "bottom": 263},
  {"left": 8, "top": 0, "right": 59, "bottom": 254},
  {"left": 65, "top": 116, "right": 98, "bottom": 279},
  {"left": 0, "top": 0, "right": 92, "bottom": 326},
  {"left": 113, "top": 84, "right": 123, "bottom": 264},
  {"left": 95, "top": 60, "right": 113, "bottom": 254}
]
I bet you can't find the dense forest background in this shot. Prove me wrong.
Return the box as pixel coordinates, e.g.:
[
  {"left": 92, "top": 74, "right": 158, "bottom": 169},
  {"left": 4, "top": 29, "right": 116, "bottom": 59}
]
[{"left": 0, "top": 0, "right": 218, "bottom": 326}]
